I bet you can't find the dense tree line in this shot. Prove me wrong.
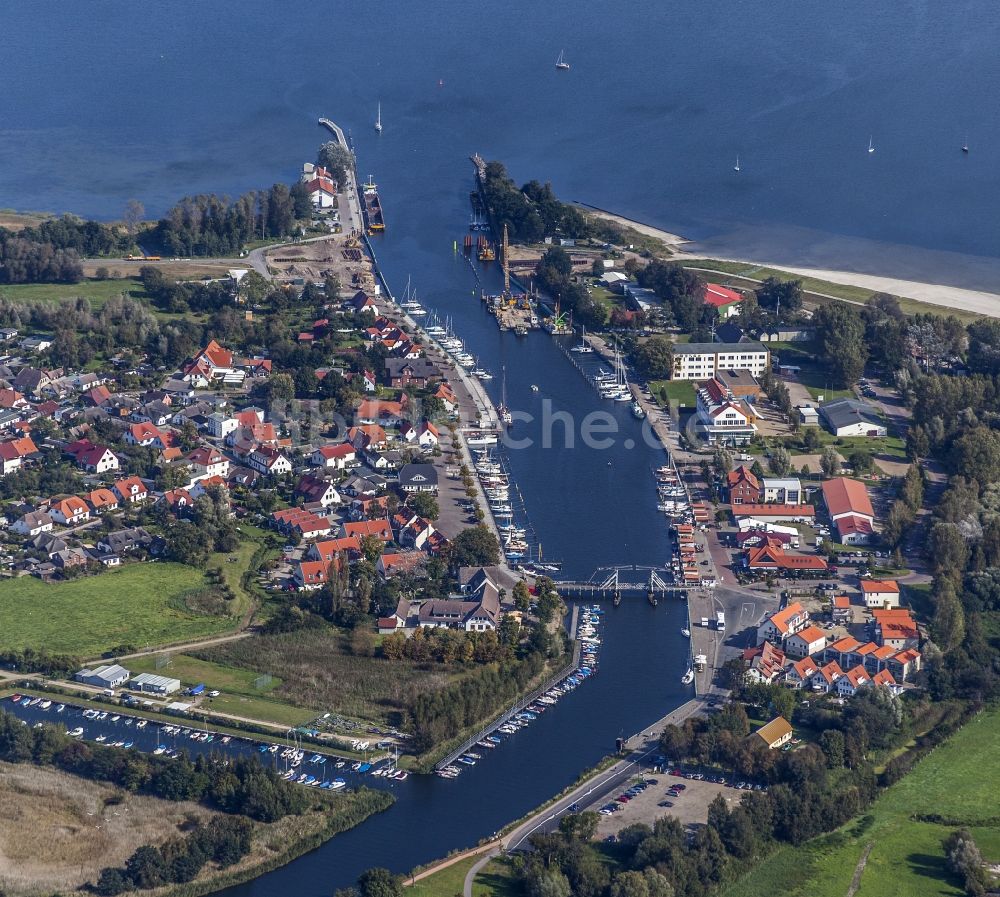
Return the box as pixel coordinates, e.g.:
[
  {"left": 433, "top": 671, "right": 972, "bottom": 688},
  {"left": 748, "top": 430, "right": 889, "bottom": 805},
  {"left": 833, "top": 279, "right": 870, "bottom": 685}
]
[
  {"left": 480, "top": 162, "right": 590, "bottom": 244},
  {"left": 381, "top": 623, "right": 520, "bottom": 665},
  {"left": 0, "top": 647, "right": 81, "bottom": 676},
  {"left": 10, "top": 215, "right": 133, "bottom": 256},
  {"left": 0, "top": 233, "right": 83, "bottom": 283},
  {"left": 153, "top": 183, "right": 309, "bottom": 256},
  {"left": 0, "top": 710, "right": 308, "bottom": 821},
  {"left": 410, "top": 649, "right": 548, "bottom": 752},
  {"left": 95, "top": 815, "right": 254, "bottom": 895},
  {"left": 635, "top": 260, "right": 707, "bottom": 332}
]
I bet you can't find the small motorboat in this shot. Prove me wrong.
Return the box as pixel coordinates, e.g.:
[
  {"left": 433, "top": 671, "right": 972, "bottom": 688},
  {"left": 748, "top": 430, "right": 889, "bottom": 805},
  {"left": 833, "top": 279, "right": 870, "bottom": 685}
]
[
  {"left": 681, "top": 668, "right": 695, "bottom": 685},
  {"left": 681, "top": 628, "right": 691, "bottom": 638}
]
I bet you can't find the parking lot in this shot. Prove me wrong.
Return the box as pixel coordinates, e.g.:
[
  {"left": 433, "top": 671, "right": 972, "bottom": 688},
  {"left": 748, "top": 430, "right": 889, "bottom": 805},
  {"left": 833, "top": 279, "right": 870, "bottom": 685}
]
[{"left": 589, "top": 767, "right": 768, "bottom": 838}]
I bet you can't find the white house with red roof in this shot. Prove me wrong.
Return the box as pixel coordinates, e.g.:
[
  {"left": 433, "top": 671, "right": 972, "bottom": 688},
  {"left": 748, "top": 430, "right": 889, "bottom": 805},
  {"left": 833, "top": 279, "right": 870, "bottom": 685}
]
[
  {"left": 65, "top": 439, "right": 120, "bottom": 474},
  {"left": 306, "top": 176, "right": 336, "bottom": 208},
  {"left": 113, "top": 476, "right": 149, "bottom": 504},
  {"left": 50, "top": 495, "right": 91, "bottom": 527},
  {"left": 312, "top": 443, "right": 357, "bottom": 470},
  {"left": 859, "top": 579, "right": 900, "bottom": 609},
  {"left": 187, "top": 446, "right": 229, "bottom": 481},
  {"left": 247, "top": 445, "right": 292, "bottom": 476},
  {"left": 784, "top": 624, "right": 828, "bottom": 659},
  {"left": 703, "top": 283, "right": 745, "bottom": 318},
  {"left": 182, "top": 340, "right": 240, "bottom": 386},
  {"left": 125, "top": 422, "right": 165, "bottom": 447},
  {"left": 756, "top": 601, "right": 809, "bottom": 645},
  {"left": 695, "top": 376, "right": 758, "bottom": 446},
  {"left": 0, "top": 436, "right": 39, "bottom": 475}
]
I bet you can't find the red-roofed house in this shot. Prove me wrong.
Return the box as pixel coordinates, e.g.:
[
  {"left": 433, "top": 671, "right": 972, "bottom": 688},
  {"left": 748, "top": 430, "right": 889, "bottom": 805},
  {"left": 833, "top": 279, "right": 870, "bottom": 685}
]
[
  {"left": 745, "top": 543, "right": 828, "bottom": 574},
  {"left": 809, "top": 660, "right": 845, "bottom": 693},
  {"left": 784, "top": 656, "right": 819, "bottom": 689},
  {"left": 125, "top": 422, "right": 164, "bottom": 447},
  {"left": 183, "top": 340, "right": 236, "bottom": 385},
  {"left": 65, "top": 439, "right": 120, "bottom": 474},
  {"left": 703, "top": 283, "right": 745, "bottom": 318},
  {"left": 859, "top": 579, "right": 900, "bottom": 609},
  {"left": 0, "top": 436, "right": 39, "bottom": 475},
  {"left": 377, "top": 552, "right": 427, "bottom": 580},
  {"left": 312, "top": 443, "right": 357, "bottom": 470},
  {"left": 305, "top": 537, "right": 361, "bottom": 564},
  {"left": 757, "top": 601, "right": 809, "bottom": 645},
  {"left": 187, "top": 446, "right": 229, "bottom": 481},
  {"left": 306, "top": 177, "right": 336, "bottom": 208},
  {"left": 835, "top": 665, "right": 871, "bottom": 698},
  {"left": 50, "top": 495, "right": 91, "bottom": 526},
  {"left": 821, "top": 477, "right": 876, "bottom": 545},
  {"left": 293, "top": 559, "right": 330, "bottom": 590},
  {"left": 86, "top": 488, "right": 119, "bottom": 513},
  {"left": 342, "top": 518, "right": 393, "bottom": 543},
  {"left": 114, "top": 476, "right": 149, "bottom": 504},
  {"left": 271, "top": 508, "right": 332, "bottom": 540},
  {"left": 695, "top": 376, "right": 758, "bottom": 446},
  {"left": 727, "top": 466, "right": 761, "bottom": 504},
  {"left": 743, "top": 641, "right": 786, "bottom": 684},
  {"left": 873, "top": 608, "right": 919, "bottom": 650},
  {"left": 785, "top": 624, "right": 828, "bottom": 659},
  {"left": 0, "top": 388, "right": 26, "bottom": 409},
  {"left": 247, "top": 445, "right": 292, "bottom": 476},
  {"left": 296, "top": 474, "right": 341, "bottom": 508}
]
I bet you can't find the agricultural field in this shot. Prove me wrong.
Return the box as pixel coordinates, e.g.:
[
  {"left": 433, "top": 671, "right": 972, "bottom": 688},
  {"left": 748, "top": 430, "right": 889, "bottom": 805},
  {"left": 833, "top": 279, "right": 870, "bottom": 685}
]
[
  {"left": 0, "top": 562, "right": 245, "bottom": 658},
  {"left": 720, "top": 709, "right": 1000, "bottom": 897},
  {"left": 194, "top": 626, "right": 474, "bottom": 729}
]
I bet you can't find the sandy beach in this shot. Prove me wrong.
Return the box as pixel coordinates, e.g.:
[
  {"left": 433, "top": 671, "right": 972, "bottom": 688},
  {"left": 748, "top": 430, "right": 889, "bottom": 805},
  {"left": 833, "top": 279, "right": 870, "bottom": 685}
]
[{"left": 582, "top": 207, "right": 1000, "bottom": 317}]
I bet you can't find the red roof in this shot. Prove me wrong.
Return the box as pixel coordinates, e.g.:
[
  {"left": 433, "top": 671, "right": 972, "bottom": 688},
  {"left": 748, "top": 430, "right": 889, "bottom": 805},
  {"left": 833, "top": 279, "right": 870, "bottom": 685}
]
[
  {"left": 0, "top": 436, "right": 38, "bottom": 461},
  {"left": 306, "top": 177, "right": 336, "bottom": 195},
  {"left": 703, "top": 283, "right": 744, "bottom": 308},
  {"left": 316, "top": 444, "right": 356, "bottom": 459},
  {"left": 343, "top": 519, "right": 393, "bottom": 542},
  {"left": 733, "top": 504, "right": 815, "bottom": 518},
  {"left": 859, "top": 579, "right": 899, "bottom": 593},
  {"left": 822, "top": 477, "right": 874, "bottom": 519},
  {"left": 790, "top": 624, "right": 827, "bottom": 645}
]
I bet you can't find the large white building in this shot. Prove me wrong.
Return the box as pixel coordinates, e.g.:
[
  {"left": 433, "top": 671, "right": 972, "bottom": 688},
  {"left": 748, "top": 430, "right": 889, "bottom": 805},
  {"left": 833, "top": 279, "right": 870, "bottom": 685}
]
[{"left": 671, "top": 342, "right": 770, "bottom": 381}]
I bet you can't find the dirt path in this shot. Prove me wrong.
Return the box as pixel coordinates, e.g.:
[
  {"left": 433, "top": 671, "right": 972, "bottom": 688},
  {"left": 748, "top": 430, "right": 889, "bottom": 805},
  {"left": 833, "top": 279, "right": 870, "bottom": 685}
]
[
  {"left": 846, "top": 843, "right": 874, "bottom": 897},
  {"left": 85, "top": 630, "right": 255, "bottom": 664}
]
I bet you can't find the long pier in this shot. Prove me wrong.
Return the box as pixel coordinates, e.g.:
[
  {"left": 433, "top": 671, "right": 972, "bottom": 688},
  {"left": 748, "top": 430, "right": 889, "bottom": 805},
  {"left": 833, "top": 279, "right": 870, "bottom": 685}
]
[{"left": 435, "top": 630, "right": 583, "bottom": 771}]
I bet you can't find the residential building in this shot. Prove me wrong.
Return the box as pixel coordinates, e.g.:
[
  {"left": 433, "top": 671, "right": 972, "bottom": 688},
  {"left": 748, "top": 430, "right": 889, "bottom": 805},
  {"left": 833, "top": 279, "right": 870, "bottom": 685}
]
[
  {"left": 809, "top": 661, "right": 845, "bottom": 693},
  {"left": 749, "top": 716, "right": 793, "bottom": 750},
  {"left": 65, "top": 439, "right": 119, "bottom": 473},
  {"left": 859, "top": 579, "right": 900, "bottom": 609},
  {"left": 785, "top": 624, "right": 828, "bottom": 659},
  {"left": 726, "top": 465, "right": 761, "bottom": 504},
  {"left": 784, "top": 656, "right": 819, "bottom": 689},
  {"left": 819, "top": 398, "right": 888, "bottom": 438},
  {"left": 873, "top": 608, "right": 920, "bottom": 650},
  {"left": 835, "top": 665, "right": 872, "bottom": 697},
  {"left": 715, "top": 368, "right": 763, "bottom": 401},
  {"left": 743, "top": 641, "right": 786, "bottom": 684},
  {"left": 188, "top": 446, "right": 229, "bottom": 481},
  {"left": 305, "top": 537, "right": 361, "bottom": 564},
  {"left": 271, "top": 508, "right": 332, "bottom": 541},
  {"left": 86, "top": 487, "right": 120, "bottom": 513},
  {"left": 821, "top": 477, "right": 876, "bottom": 545},
  {"left": 399, "top": 463, "right": 439, "bottom": 493},
  {"left": 761, "top": 477, "right": 803, "bottom": 504},
  {"left": 183, "top": 340, "right": 238, "bottom": 385},
  {"left": 831, "top": 594, "right": 852, "bottom": 623},
  {"left": 50, "top": 496, "right": 91, "bottom": 526},
  {"left": 247, "top": 445, "right": 292, "bottom": 476},
  {"left": 293, "top": 559, "right": 330, "bottom": 590},
  {"left": 312, "top": 443, "right": 358, "bottom": 469},
  {"left": 377, "top": 551, "right": 428, "bottom": 579},
  {"left": 670, "top": 342, "right": 770, "bottom": 381},
  {"left": 703, "top": 283, "right": 745, "bottom": 318},
  {"left": 296, "top": 474, "right": 341, "bottom": 507},
  {"left": 745, "top": 543, "right": 828, "bottom": 575},
  {"left": 0, "top": 436, "right": 39, "bottom": 475},
  {"left": 12, "top": 510, "right": 53, "bottom": 537},
  {"left": 205, "top": 412, "right": 239, "bottom": 438},
  {"left": 384, "top": 358, "right": 438, "bottom": 388},
  {"left": 342, "top": 518, "right": 393, "bottom": 542},
  {"left": 757, "top": 601, "right": 809, "bottom": 645},
  {"left": 114, "top": 476, "right": 149, "bottom": 504}
]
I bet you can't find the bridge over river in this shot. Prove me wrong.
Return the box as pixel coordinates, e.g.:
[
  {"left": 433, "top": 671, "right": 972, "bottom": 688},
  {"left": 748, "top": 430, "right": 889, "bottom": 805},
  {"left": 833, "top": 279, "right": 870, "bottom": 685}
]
[{"left": 554, "top": 565, "right": 688, "bottom": 602}]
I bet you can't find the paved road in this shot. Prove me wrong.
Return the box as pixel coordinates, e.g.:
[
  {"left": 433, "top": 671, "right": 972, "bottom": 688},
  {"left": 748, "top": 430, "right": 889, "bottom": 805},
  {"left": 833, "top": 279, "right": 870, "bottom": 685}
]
[{"left": 501, "top": 698, "right": 703, "bottom": 852}]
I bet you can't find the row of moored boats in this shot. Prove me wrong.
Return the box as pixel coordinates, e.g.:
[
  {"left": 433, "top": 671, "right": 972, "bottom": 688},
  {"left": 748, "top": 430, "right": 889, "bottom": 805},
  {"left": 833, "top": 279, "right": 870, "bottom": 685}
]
[{"left": 437, "top": 605, "right": 603, "bottom": 779}]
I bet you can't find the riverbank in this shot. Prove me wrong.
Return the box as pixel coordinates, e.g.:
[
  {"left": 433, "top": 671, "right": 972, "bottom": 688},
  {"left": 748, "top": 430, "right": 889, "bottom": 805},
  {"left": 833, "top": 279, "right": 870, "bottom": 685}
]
[{"left": 581, "top": 206, "right": 1000, "bottom": 318}]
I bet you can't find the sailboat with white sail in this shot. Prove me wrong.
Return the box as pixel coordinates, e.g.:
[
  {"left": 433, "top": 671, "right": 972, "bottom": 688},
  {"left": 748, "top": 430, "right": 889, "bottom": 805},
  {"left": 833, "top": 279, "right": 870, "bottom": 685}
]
[
  {"left": 555, "top": 50, "right": 570, "bottom": 71},
  {"left": 375, "top": 101, "right": 382, "bottom": 133},
  {"left": 498, "top": 366, "right": 513, "bottom": 426}
]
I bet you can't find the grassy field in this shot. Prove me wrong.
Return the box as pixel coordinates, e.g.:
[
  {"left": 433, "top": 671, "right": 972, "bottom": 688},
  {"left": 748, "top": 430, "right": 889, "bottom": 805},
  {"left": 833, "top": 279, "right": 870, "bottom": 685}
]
[
  {"left": 472, "top": 857, "right": 522, "bottom": 897},
  {"left": 0, "top": 277, "right": 148, "bottom": 307},
  {"left": 128, "top": 652, "right": 316, "bottom": 728},
  {"left": 195, "top": 627, "right": 472, "bottom": 728},
  {"left": 0, "top": 562, "right": 244, "bottom": 657},
  {"left": 649, "top": 379, "right": 697, "bottom": 407},
  {"left": 408, "top": 856, "right": 482, "bottom": 897},
  {"left": 682, "top": 260, "right": 984, "bottom": 324},
  {"left": 0, "top": 759, "right": 214, "bottom": 896},
  {"left": 720, "top": 709, "right": 1000, "bottom": 897}
]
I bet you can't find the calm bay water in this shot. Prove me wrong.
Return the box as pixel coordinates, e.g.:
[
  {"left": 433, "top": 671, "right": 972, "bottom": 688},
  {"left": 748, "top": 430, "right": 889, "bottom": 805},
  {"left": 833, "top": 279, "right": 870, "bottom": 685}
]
[{"left": 3, "top": 0, "right": 1000, "bottom": 287}]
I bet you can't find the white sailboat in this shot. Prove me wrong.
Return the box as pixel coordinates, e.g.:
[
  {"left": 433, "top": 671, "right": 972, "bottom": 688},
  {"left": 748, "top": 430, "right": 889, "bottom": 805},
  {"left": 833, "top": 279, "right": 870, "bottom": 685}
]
[
  {"left": 375, "top": 101, "right": 382, "bottom": 133},
  {"left": 498, "top": 366, "right": 513, "bottom": 426},
  {"left": 555, "top": 50, "right": 570, "bottom": 71},
  {"left": 962, "top": 136, "right": 969, "bottom": 154},
  {"left": 868, "top": 136, "right": 875, "bottom": 154},
  {"left": 571, "top": 325, "right": 593, "bottom": 353},
  {"left": 733, "top": 155, "right": 741, "bottom": 172}
]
